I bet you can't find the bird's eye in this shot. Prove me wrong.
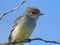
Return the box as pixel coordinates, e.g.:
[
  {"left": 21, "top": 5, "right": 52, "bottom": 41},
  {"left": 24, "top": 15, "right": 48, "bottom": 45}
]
[{"left": 32, "top": 12, "right": 36, "bottom": 14}]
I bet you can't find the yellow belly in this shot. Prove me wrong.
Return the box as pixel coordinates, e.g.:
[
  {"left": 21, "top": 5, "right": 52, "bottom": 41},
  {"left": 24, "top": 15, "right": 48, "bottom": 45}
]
[{"left": 11, "top": 24, "right": 34, "bottom": 41}]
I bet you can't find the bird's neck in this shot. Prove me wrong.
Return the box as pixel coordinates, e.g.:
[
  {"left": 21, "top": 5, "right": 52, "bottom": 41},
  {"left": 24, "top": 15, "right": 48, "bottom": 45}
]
[
  {"left": 22, "top": 15, "right": 36, "bottom": 27},
  {"left": 24, "top": 15, "right": 37, "bottom": 22}
]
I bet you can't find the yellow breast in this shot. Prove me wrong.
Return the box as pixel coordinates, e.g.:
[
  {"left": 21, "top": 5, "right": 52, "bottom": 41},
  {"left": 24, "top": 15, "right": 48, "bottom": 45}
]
[{"left": 11, "top": 23, "right": 34, "bottom": 41}]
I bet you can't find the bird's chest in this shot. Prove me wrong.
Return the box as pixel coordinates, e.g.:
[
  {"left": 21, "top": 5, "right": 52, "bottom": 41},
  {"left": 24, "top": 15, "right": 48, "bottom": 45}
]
[
  {"left": 11, "top": 17, "right": 36, "bottom": 40},
  {"left": 19, "top": 17, "right": 35, "bottom": 29},
  {"left": 19, "top": 19, "right": 35, "bottom": 31},
  {"left": 12, "top": 20, "right": 35, "bottom": 40},
  {"left": 16, "top": 19, "right": 35, "bottom": 36}
]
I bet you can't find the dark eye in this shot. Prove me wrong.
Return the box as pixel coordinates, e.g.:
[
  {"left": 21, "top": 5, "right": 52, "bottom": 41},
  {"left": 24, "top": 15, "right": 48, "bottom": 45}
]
[{"left": 32, "top": 12, "right": 36, "bottom": 14}]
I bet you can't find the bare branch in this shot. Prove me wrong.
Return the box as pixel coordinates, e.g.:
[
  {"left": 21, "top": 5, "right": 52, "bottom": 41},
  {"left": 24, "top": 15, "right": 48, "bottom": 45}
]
[
  {"left": 0, "top": 0, "right": 26, "bottom": 20},
  {"left": 0, "top": 38, "right": 60, "bottom": 45}
]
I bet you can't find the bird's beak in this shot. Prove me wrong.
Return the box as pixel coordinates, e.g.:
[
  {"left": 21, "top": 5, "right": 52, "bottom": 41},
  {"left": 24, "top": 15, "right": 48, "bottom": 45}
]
[
  {"left": 40, "top": 13, "right": 44, "bottom": 15},
  {"left": 39, "top": 12, "right": 44, "bottom": 16}
]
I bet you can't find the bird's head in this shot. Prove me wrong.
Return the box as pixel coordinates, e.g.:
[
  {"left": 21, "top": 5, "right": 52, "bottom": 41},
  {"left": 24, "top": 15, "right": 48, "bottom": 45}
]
[{"left": 24, "top": 7, "right": 44, "bottom": 20}]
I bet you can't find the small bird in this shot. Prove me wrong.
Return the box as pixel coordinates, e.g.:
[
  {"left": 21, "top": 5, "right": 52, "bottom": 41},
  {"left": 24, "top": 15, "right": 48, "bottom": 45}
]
[{"left": 8, "top": 7, "right": 44, "bottom": 45}]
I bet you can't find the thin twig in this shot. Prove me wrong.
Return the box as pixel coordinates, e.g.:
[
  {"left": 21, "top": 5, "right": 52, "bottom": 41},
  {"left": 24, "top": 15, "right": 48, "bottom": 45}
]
[
  {"left": 0, "top": 0, "right": 26, "bottom": 20},
  {"left": 0, "top": 38, "right": 60, "bottom": 45}
]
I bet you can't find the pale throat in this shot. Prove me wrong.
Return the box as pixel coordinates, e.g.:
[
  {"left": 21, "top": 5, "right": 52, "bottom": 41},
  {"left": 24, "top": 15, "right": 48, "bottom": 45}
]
[{"left": 24, "top": 15, "right": 36, "bottom": 26}]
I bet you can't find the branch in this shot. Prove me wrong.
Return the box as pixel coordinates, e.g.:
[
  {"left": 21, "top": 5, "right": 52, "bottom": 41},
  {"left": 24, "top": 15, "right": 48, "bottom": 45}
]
[
  {"left": 0, "top": 38, "right": 60, "bottom": 45},
  {"left": 0, "top": 0, "right": 26, "bottom": 20}
]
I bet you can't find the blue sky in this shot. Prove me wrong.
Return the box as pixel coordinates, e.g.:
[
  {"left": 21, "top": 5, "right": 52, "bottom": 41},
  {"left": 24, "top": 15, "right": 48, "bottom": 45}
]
[{"left": 0, "top": 0, "right": 60, "bottom": 45}]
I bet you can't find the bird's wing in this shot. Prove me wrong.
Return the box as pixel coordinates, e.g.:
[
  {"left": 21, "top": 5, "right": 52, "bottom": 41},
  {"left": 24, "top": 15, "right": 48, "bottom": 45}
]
[{"left": 8, "top": 16, "right": 23, "bottom": 42}]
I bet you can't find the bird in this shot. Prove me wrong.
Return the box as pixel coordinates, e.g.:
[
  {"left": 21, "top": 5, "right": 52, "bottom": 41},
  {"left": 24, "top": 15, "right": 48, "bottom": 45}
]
[{"left": 8, "top": 7, "right": 44, "bottom": 45}]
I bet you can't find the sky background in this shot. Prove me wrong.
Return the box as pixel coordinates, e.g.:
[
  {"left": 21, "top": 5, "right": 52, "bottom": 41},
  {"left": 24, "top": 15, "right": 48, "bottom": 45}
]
[{"left": 0, "top": 0, "right": 60, "bottom": 45}]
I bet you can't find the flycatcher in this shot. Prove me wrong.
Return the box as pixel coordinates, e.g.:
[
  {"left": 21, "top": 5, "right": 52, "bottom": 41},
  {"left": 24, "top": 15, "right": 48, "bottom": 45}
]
[{"left": 8, "top": 7, "right": 44, "bottom": 45}]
